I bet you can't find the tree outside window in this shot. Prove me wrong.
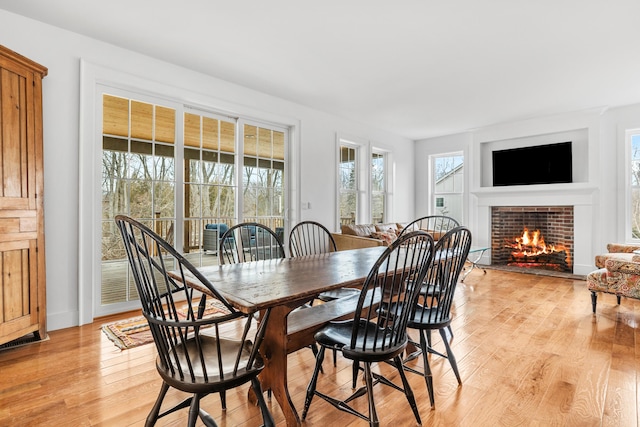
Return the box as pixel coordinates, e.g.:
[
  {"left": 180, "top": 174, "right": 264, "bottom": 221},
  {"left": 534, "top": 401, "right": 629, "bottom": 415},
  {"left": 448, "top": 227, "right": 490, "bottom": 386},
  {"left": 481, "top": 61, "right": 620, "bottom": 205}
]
[
  {"left": 339, "top": 145, "right": 358, "bottom": 225},
  {"left": 371, "top": 152, "right": 385, "bottom": 224}
]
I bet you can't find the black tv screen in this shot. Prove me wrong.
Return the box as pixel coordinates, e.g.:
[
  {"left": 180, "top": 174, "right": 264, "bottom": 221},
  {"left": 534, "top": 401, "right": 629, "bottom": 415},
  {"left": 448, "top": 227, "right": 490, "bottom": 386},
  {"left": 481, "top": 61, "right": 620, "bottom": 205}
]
[{"left": 492, "top": 141, "right": 572, "bottom": 186}]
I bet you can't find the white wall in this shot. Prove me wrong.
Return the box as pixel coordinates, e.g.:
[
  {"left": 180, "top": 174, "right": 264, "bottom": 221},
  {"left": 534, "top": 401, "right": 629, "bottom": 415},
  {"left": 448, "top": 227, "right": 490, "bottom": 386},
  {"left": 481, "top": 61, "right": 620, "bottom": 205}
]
[
  {"left": 0, "top": 10, "right": 416, "bottom": 330},
  {"left": 415, "top": 132, "right": 472, "bottom": 223}
]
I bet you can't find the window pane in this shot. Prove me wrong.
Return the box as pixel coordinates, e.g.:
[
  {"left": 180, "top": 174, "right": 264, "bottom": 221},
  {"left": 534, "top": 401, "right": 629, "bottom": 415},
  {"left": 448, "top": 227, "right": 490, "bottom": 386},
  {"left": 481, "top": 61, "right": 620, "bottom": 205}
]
[
  {"left": 633, "top": 135, "right": 640, "bottom": 161},
  {"left": 153, "top": 181, "right": 175, "bottom": 217},
  {"left": 155, "top": 105, "right": 175, "bottom": 143},
  {"left": 340, "top": 192, "right": 357, "bottom": 225},
  {"left": 632, "top": 187, "right": 640, "bottom": 239},
  {"left": 432, "top": 153, "right": 464, "bottom": 223},
  {"left": 101, "top": 94, "right": 178, "bottom": 307},
  {"left": 371, "top": 153, "right": 384, "bottom": 192},
  {"left": 102, "top": 176, "right": 127, "bottom": 220},
  {"left": 129, "top": 179, "right": 152, "bottom": 218},
  {"left": 632, "top": 133, "right": 640, "bottom": 239},
  {"left": 217, "top": 162, "right": 235, "bottom": 185},
  {"left": 131, "top": 100, "right": 153, "bottom": 140},
  {"left": 372, "top": 193, "right": 384, "bottom": 224},
  {"left": 187, "top": 184, "right": 201, "bottom": 218},
  {"left": 155, "top": 144, "right": 174, "bottom": 181},
  {"left": 129, "top": 142, "right": 153, "bottom": 180}
]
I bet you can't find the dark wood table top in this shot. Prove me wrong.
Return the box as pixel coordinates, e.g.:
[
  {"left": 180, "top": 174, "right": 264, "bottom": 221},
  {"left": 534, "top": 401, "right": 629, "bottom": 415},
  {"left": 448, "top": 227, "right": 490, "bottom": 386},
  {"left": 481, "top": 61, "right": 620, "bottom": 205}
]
[{"left": 187, "top": 246, "right": 387, "bottom": 313}]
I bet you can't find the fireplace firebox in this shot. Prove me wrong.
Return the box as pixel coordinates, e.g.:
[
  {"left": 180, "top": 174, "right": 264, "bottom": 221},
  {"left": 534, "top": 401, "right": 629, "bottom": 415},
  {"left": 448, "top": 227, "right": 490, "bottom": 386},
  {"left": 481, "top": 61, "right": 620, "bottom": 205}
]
[{"left": 491, "top": 206, "right": 574, "bottom": 273}]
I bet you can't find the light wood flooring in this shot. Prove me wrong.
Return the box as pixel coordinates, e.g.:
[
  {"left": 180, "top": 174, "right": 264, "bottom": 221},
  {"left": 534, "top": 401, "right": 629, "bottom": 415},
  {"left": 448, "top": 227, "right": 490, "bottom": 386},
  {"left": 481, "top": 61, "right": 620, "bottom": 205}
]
[{"left": 0, "top": 268, "right": 638, "bottom": 426}]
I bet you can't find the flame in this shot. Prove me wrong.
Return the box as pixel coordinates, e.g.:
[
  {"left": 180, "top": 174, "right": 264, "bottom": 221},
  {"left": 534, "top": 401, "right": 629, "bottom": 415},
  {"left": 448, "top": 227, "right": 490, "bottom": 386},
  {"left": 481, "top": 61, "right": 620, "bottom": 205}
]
[{"left": 508, "top": 227, "right": 564, "bottom": 257}]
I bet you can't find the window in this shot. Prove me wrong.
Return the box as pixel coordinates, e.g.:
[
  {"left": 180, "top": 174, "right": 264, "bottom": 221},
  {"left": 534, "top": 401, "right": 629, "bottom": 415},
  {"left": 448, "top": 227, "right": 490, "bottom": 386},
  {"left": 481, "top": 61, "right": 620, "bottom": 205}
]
[
  {"left": 242, "top": 123, "right": 286, "bottom": 240},
  {"left": 339, "top": 144, "right": 358, "bottom": 226},
  {"left": 371, "top": 151, "right": 387, "bottom": 224},
  {"left": 183, "top": 110, "right": 237, "bottom": 257},
  {"left": 101, "top": 95, "right": 177, "bottom": 305},
  {"left": 338, "top": 137, "right": 392, "bottom": 227},
  {"left": 629, "top": 132, "right": 640, "bottom": 240},
  {"left": 432, "top": 153, "right": 464, "bottom": 223},
  {"left": 99, "top": 93, "right": 288, "bottom": 314}
]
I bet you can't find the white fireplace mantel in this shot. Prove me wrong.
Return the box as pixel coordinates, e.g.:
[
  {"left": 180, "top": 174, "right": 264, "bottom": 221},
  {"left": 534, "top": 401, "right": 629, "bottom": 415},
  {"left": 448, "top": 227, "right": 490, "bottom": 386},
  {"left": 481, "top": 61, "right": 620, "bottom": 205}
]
[
  {"left": 471, "top": 182, "right": 598, "bottom": 276},
  {"left": 472, "top": 182, "right": 598, "bottom": 207}
]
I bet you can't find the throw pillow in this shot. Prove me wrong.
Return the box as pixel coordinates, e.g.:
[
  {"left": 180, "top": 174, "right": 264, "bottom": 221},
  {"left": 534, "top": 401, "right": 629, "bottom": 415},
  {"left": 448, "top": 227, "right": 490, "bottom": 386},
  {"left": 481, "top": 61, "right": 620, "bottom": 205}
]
[{"left": 371, "top": 231, "right": 397, "bottom": 246}]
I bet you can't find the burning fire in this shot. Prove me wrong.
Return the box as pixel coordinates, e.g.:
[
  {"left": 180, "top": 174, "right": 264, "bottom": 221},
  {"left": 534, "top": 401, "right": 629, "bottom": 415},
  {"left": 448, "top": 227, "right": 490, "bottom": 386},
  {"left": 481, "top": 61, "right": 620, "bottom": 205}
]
[{"left": 508, "top": 228, "right": 565, "bottom": 256}]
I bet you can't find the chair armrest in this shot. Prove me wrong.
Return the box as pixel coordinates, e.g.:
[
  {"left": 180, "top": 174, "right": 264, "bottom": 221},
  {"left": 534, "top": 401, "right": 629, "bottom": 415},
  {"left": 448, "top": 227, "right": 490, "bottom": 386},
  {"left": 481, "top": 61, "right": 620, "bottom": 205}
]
[
  {"left": 605, "top": 256, "right": 640, "bottom": 275},
  {"left": 606, "top": 243, "right": 640, "bottom": 253}
]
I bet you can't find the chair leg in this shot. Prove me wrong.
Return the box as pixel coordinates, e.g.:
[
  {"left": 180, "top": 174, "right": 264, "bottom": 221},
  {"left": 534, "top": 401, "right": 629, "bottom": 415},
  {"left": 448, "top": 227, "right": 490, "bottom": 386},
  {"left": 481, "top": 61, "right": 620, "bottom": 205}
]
[
  {"left": 146, "top": 382, "right": 170, "bottom": 427},
  {"left": 302, "top": 346, "right": 326, "bottom": 420},
  {"left": 187, "top": 394, "right": 201, "bottom": 427},
  {"left": 363, "top": 362, "right": 379, "bottom": 427},
  {"left": 591, "top": 291, "right": 597, "bottom": 313},
  {"left": 440, "top": 328, "right": 462, "bottom": 385},
  {"left": 617, "top": 295, "right": 621, "bottom": 305},
  {"left": 310, "top": 343, "right": 324, "bottom": 374},
  {"left": 251, "top": 377, "right": 275, "bottom": 427},
  {"left": 420, "top": 330, "right": 435, "bottom": 408},
  {"left": 393, "top": 355, "right": 422, "bottom": 425},
  {"left": 352, "top": 361, "right": 360, "bottom": 389},
  {"left": 220, "top": 390, "right": 226, "bottom": 410}
]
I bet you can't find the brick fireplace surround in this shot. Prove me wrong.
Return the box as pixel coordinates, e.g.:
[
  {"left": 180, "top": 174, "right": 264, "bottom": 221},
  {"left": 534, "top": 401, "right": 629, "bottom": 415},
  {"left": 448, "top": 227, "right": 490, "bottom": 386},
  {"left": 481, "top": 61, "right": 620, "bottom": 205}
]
[{"left": 491, "top": 206, "right": 574, "bottom": 273}]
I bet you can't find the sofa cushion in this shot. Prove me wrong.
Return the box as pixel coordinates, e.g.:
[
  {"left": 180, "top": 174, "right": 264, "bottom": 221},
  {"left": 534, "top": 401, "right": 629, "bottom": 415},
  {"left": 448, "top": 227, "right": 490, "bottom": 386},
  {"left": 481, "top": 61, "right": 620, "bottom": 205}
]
[
  {"left": 341, "top": 224, "right": 378, "bottom": 237},
  {"left": 420, "top": 228, "right": 445, "bottom": 241},
  {"left": 375, "top": 223, "right": 399, "bottom": 233}
]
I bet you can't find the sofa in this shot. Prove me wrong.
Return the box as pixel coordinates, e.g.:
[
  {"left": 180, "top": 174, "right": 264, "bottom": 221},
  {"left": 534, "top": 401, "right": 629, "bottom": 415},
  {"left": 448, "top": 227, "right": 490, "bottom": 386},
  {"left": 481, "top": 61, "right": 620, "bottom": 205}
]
[
  {"left": 331, "top": 222, "right": 405, "bottom": 251},
  {"left": 587, "top": 243, "right": 640, "bottom": 313}
]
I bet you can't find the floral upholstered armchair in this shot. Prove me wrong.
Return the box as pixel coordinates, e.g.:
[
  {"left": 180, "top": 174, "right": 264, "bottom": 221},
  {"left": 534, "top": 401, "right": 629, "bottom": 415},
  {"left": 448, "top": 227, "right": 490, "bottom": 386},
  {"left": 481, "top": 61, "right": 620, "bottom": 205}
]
[{"left": 587, "top": 243, "right": 640, "bottom": 313}]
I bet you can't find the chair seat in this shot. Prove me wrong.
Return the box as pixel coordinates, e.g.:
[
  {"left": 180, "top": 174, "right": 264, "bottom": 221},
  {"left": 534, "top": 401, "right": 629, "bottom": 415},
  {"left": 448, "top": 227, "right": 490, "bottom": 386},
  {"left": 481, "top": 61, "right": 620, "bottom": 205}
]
[
  {"left": 315, "top": 319, "right": 407, "bottom": 362},
  {"left": 407, "top": 305, "right": 451, "bottom": 329},
  {"left": 380, "top": 301, "right": 451, "bottom": 330},
  {"left": 158, "top": 335, "right": 262, "bottom": 393}
]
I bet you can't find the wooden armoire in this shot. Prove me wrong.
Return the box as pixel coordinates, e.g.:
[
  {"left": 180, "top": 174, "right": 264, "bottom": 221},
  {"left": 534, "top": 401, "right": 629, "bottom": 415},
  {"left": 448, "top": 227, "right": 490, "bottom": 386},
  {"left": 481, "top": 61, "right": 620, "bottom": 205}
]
[{"left": 0, "top": 46, "right": 47, "bottom": 346}]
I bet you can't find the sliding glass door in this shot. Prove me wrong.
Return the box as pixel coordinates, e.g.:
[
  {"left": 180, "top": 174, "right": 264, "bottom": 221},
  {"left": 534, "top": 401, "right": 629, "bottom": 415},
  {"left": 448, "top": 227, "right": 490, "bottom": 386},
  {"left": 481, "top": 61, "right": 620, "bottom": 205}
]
[{"left": 98, "top": 92, "right": 288, "bottom": 316}]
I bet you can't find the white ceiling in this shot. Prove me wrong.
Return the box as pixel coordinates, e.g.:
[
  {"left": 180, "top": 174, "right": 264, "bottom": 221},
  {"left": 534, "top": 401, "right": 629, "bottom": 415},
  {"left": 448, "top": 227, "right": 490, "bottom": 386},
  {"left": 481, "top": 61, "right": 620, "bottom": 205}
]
[{"left": 2, "top": 0, "right": 640, "bottom": 140}]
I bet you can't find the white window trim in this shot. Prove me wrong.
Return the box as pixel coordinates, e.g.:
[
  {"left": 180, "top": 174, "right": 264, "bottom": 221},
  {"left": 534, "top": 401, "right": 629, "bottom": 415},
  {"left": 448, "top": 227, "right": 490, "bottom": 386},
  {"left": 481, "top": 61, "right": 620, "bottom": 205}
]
[
  {"left": 79, "top": 60, "right": 300, "bottom": 325},
  {"left": 429, "top": 151, "right": 464, "bottom": 220},
  {"left": 371, "top": 146, "right": 393, "bottom": 223},
  {"left": 335, "top": 134, "right": 394, "bottom": 229},
  {"left": 625, "top": 129, "right": 640, "bottom": 243}
]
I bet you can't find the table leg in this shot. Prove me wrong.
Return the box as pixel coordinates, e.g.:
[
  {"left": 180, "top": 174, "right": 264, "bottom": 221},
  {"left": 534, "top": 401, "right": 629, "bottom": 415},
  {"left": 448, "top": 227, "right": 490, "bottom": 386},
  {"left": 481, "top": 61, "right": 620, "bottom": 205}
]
[
  {"left": 258, "top": 304, "right": 300, "bottom": 426},
  {"left": 461, "top": 249, "right": 487, "bottom": 282}
]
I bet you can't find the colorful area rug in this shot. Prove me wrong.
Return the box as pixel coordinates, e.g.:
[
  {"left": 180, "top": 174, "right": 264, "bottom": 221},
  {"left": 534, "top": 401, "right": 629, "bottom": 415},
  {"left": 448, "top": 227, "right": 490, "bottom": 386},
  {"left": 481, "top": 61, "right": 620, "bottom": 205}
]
[{"left": 101, "top": 299, "right": 230, "bottom": 350}]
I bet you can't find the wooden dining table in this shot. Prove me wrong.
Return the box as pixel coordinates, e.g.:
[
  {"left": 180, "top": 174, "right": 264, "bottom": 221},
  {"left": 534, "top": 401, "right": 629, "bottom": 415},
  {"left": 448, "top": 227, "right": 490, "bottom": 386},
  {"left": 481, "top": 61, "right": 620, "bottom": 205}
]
[{"left": 185, "top": 246, "right": 387, "bottom": 426}]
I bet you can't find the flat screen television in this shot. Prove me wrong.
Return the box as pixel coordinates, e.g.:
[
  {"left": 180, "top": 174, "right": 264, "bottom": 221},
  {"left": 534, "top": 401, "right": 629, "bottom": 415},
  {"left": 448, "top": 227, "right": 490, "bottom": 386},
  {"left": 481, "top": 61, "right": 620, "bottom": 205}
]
[{"left": 492, "top": 141, "right": 572, "bottom": 186}]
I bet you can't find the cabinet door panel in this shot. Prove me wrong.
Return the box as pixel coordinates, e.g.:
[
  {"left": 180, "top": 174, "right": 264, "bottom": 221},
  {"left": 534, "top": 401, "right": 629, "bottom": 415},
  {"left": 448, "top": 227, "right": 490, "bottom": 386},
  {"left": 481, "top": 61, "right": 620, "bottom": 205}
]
[{"left": 0, "top": 242, "right": 37, "bottom": 340}]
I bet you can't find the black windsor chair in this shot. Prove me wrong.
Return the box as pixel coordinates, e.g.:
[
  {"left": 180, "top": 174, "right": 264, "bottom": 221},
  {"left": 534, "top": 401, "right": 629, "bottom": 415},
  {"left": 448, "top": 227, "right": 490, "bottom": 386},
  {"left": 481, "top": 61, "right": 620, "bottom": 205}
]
[
  {"left": 402, "top": 226, "right": 472, "bottom": 408},
  {"left": 115, "top": 215, "right": 274, "bottom": 427},
  {"left": 218, "top": 222, "right": 285, "bottom": 265},
  {"left": 289, "top": 220, "right": 361, "bottom": 369},
  {"left": 289, "top": 221, "right": 361, "bottom": 303},
  {"left": 397, "top": 215, "right": 460, "bottom": 240},
  {"left": 220, "top": 221, "right": 322, "bottom": 379},
  {"left": 301, "top": 230, "right": 436, "bottom": 427}
]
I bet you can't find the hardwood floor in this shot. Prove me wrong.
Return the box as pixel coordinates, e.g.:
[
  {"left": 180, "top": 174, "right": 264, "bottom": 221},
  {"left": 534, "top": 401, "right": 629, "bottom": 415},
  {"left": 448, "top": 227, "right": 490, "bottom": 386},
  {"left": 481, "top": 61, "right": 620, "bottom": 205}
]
[{"left": 0, "top": 268, "right": 637, "bottom": 426}]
